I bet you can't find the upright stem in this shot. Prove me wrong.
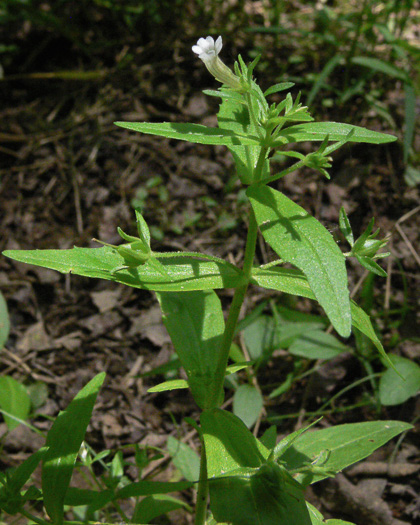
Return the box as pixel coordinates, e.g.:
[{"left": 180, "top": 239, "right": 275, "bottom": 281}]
[{"left": 207, "top": 201, "right": 260, "bottom": 409}]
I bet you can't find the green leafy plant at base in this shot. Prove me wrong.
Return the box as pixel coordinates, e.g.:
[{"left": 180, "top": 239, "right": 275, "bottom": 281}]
[{"left": 1, "top": 35, "right": 413, "bottom": 525}]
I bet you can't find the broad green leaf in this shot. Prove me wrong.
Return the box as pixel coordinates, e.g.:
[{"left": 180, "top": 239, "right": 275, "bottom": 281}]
[
  {"left": 3, "top": 247, "right": 242, "bottom": 291},
  {"left": 0, "top": 376, "right": 31, "bottom": 430},
  {"left": 247, "top": 185, "right": 351, "bottom": 337},
  {"left": 288, "top": 330, "right": 348, "bottom": 360},
  {"left": 132, "top": 494, "right": 191, "bottom": 523},
  {"left": 42, "top": 372, "right": 105, "bottom": 525},
  {"left": 147, "top": 379, "right": 188, "bottom": 393},
  {"left": 277, "top": 121, "right": 397, "bottom": 144},
  {"left": 218, "top": 87, "right": 269, "bottom": 184},
  {"left": 209, "top": 463, "right": 311, "bottom": 525},
  {"left": 156, "top": 290, "right": 224, "bottom": 409},
  {"left": 233, "top": 385, "right": 263, "bottom": 428},
  {"left": 167, "top": 436, "right": 200, "bottom": 482},
  {"left": 201, "top": 409, "right": 268, "bottom": 478},
  {"left": 116, "top": 480, "right": 193, "bottom": 499},
  {"left": 0, "top": 291, "right": 10, "bottom": 348},
  {"left": 379, "top": 356, "right": 420, "bottom": 406},
  {"left": 114, "top": 121, "right": 259, "bottom": 146},
  {"left": 281, "top": 420, "right": 412, "bottom": 485}
]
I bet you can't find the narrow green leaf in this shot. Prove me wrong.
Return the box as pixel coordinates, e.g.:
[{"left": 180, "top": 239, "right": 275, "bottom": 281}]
[
  {"left": 350, "top": 301, "right": 395, "bottom": 370},
  {"left": 114, "top": 121, "right": 259, "bottom": 146},
  {"left": 281, "top": 420, "right": 413, "bottom": 485},
  {"left": 351, "top": 56, "right": 410, "bottom": 83},
  {"left": 156, "top": 290, "right": 225, "bottom": 409},
  {"left": 147, "top": 379, "right": 188, "bottom": 393},
  {"left": 3, "top": 248, "right": 242, "bottom": 292},
  {"left": 7, "top": 447, "right": 48, "bottom": 494},
  {"left": 338, "top": 207, "right": 354, "bottom": 246},
  {"left": 277, "top": 121, "right": 397, "bottom": 144},
  {"left": 264, "top": 82, "right": 295, "bottom": 96},
  {"left": 42, "top": 372, "right": 105, "bottom": 525},
  {"left": 63, "top": 488, "right": 114, "bottom": 509},
  {"left": 0, "top": 376, "right": 31, "bottom": 430},
  {"left": 355, "top": 254, "right": 387, "bottom": 277},
  {"left": 379, "top": 356, "right": 420, "bottom": 406},
  {"left": 247, "top": 185, "right": 351, "bottom": 337},
  {"left": 233, "top": 385, "right": 263, "bottom": 428},
  {"left": 307, "top": 54, "right": 343, "bottom": 106}
]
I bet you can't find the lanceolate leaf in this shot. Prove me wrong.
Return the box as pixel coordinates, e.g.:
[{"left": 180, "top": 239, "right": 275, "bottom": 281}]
[
  {"left": 3, "top": 247, "right": 242, "bottom": 291},
  {"left": 277, "top": 122, "right": 397, "bottom": 144},
  {"left": 42, "top": 373, "right": 105, "bottom": 525},
  {"left": 247, "top": 185, "right": 351, "bottom": 337},
  {"left": 114, "top": 121, "right": 259, "bottom": 146},
  {"left": 156, "top": 291, "right": 225, "bottom": 409},
  {"left": 281, "top": 420, "right": 412, "bottom": 485}
]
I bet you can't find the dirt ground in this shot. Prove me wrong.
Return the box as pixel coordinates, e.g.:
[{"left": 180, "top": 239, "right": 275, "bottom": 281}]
[{"left": 1, "top": 8, "right": 419, "bottom": 525}]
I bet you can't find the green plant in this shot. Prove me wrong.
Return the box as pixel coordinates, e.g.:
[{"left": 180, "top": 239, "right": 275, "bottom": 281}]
[{"left": 1, "top": 36, "right": 413, "bottom": 524}]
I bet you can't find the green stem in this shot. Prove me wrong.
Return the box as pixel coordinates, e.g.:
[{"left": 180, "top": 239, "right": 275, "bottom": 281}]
[
  {"left": 207, "top": 208, "right": 259, "bottom": 408},
  {"left": 194, "top": 442, "right": 209, "bottom": 525},
  {"left": 259, "top": 157, "right": 306, "bottom": 186}
]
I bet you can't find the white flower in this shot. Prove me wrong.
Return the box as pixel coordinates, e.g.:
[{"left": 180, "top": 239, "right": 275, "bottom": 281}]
[
  {"left": 192, "top": 35, "right": 241, "bottom": 89},
  {"left": 192, "top": 36, "right": 223, "bottom": 63}
]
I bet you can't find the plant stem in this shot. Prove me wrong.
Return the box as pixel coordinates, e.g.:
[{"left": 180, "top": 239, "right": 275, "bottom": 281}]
[
  {"left": 194, "top": 441, "right": 209, "bottom": 525},
  {"left": 207, "top": 208, "right": 259, "bottom": 408}
]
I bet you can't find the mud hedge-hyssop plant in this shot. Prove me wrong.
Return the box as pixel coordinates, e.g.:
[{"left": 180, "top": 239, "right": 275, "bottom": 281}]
[{"left": 1, "top": 36, "right": 413, "bottom": 525}]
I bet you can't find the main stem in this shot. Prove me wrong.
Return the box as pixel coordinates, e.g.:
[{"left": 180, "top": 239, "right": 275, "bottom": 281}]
[
  {"left": 195, "top": 99, "right": 268, "bottom": 523},
  {"left": 207, "top": 208, "right": 259, "bottom": 409}
]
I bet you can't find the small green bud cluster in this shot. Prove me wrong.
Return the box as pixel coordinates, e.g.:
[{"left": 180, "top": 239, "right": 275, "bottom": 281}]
[{"left": 339, "top": 208, "right": 390, "bottom": 276}]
